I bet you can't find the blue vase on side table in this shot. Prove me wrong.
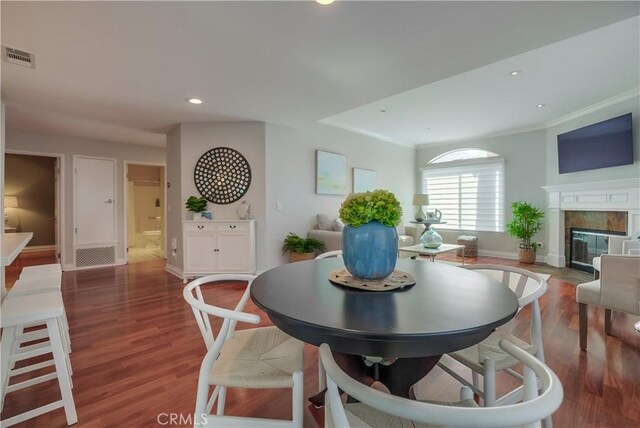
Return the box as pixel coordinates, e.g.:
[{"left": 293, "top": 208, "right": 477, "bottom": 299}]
[{"left": 342, "top": 221, "right": 398, "bottom": 280}]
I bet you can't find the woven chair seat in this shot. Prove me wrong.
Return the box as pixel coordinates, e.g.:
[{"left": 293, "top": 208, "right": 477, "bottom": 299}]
[
  {"left": 345, "top": 398, "right": 478, "bottom": 428},
  {"left": 449, "top": 330, "right": 535, "bottom": 373},
  {"left": 210, "top": 326, "right": 304, "bottom": 389}
]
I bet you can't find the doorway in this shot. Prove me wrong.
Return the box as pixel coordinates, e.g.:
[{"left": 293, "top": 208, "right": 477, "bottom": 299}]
[
  {"left": 125, "top": 163, "right": 165, "bottom": 263},
  {"left": 4, "top": 151, "right": 63, "bottom": 264}
]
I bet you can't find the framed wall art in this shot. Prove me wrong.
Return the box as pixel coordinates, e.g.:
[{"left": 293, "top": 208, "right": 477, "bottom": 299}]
[
  {"left": 316, "top": 150, "right": 347, "bottom": 195},
  {"left": 352, "top": 168, "right": 377, "bottom": 193}
]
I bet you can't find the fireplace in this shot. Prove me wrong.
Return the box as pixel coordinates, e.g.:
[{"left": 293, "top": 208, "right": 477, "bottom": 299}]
[
  {"left": 569, "top": 228, "right": 626, "bottom": 273},
  {"left": 542, "top": 178, "right": 640, "bottom": 268}
]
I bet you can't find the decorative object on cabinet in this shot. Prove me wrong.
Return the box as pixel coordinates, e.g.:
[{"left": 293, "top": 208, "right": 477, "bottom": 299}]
[
  {"left": 185, "top": 195, "right": 208, "bottom": 220},
  {"left": 236, "top": 200, "right": 251, "bottom": 220},
  {"left": 316, "top": 150, "right": 347, "bottom": 195},
  {"left": 182, "top": 220, "right": 256, "bottom": 283},
  {"left": 412, "top": 193, "right": 429, "bottom": 222},
  {"left": 339, "top": 189, "right": 402, "bottom": 280},
  {"left": 352, "top": 168, "right": 376, "bottom": 193},
  {"left": 282, "top": 233, "right": 325, "bottom": 262},
  {"left": 194, "top": 147, "right": 252, "bottom": 204},
  {"left": 506, "top": 201, "right": 544, "bottom": 264}
]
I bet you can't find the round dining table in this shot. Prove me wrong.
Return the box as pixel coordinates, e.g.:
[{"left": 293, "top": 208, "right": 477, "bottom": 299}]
[{"left": 251, "top": 258, "right": 518, "bottom": 397}]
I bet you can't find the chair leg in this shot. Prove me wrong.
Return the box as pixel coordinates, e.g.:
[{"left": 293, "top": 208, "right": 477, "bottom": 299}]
[
  {"left": 482, "top": 358, "right": 496, "bottom": 407},
  {"left": 292, "top": 371, "right": 304, "bottom": 428},
  {"left": 216, "top": 386, "right": 226, "bottom": 415},
  {"left": 46, "top": 319, "right": 77, "bottom": 425},
  {"left": 579, "top": 303, "right": 588, "bottom": 350},
  {"left": 604, "top": 309, "right": 613, "bottom": 335},
  {"left": 0, "top": 326, "right": 17, "bottom": 412}
]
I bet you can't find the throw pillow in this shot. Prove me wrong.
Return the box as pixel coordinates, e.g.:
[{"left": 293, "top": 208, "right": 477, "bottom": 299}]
[
  {"left": 316, "top": 213, "right": 334, "bottom": 231},
  {"left": 333, "top": 219, "right": 344, "bottom": 232}
]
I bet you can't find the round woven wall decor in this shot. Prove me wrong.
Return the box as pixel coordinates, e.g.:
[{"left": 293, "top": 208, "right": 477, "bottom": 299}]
[{"left": 194, "top": 147, "right": 252, "bottom": 204}]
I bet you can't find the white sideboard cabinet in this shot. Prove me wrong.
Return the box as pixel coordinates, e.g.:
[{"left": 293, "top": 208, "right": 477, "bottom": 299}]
[{"left": 182, "top": 220, "right": 256, "bottom": 282}]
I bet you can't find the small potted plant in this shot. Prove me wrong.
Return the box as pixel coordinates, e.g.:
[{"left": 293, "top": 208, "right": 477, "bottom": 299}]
[
  {"left": 339, "top": 189, "right": 402, "bottom": 279},
  {"left": 282, "top": 233, "right": 326, "bottom": 262},
  {"left": 186, "top": 196, "right": 208, "bottom": 220},
  {"left": 506, "top": 201, "right": 544, "bottom": 264}
]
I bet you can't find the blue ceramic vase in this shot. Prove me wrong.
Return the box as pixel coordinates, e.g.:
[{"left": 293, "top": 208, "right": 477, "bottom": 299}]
[{"left": 342, "top": 221, "right": 398, "bottom": 280}]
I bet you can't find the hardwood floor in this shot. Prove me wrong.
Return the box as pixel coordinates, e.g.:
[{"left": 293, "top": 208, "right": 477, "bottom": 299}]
[{"left": 1, "top": 252, "right": 638, "bottom": 427}]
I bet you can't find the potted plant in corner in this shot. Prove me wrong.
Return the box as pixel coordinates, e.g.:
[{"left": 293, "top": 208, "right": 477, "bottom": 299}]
[
  {"left": 339, "top": 189, "right": 402, "bottom": 279},
  {"left": 506, "top": 201, "right": 545, "bottom": 264},
  {"left": 282, "top": 233, "right": 326, "bottom": 262},
  {"left": 186, "top": 196, "right": 208, "bottom": 220}
]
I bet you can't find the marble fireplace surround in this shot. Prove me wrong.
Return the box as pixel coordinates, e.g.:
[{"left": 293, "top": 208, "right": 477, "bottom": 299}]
[{"left": 542, "top": 178, "right": 640, "bottom": 268}]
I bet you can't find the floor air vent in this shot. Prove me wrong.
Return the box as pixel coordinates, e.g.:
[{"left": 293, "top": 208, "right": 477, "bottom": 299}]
[
  {"left": 2, "top": 46, "right": 35, "bottom": 68},
  {"left": 75, "top": 246, "right": 116, "bottom": 268}
]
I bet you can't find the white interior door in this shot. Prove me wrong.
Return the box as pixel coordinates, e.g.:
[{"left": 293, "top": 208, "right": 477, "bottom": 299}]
[{"left": 75, "top": 157, "right": 116, "bottom": 245}]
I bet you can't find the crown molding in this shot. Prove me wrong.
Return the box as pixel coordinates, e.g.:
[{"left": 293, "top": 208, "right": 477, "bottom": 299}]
[{"left": 545, "top": 88, "right": 640, "bottom": 128}]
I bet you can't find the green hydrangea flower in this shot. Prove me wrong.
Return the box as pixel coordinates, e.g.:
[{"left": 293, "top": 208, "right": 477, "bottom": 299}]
[{"left": 339, "top": 189, "right": 402, "bottom": 228}]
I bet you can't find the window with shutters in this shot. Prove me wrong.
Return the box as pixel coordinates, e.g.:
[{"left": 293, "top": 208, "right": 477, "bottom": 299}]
[{"left": 421, "top": 149, "right": 504, "bottom": 232}]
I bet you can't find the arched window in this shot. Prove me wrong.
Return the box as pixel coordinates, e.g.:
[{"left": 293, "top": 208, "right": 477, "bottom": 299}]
[{"left": 421, "top": 149, "right": 504, "bottom": 232}]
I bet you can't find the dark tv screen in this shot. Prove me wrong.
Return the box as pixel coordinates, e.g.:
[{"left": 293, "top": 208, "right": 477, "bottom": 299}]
[{"left": 557, "top": 113, "right": 633, "bottom": 174}]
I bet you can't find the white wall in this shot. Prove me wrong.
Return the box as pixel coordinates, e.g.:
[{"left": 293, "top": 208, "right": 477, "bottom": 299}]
[
  {"left": 264, "top": 123, "right": 416, "bottom": 269},
  {"left": 545, "top": 95, "right": 639, "bottom": 186},
  {"left": 415, "top": 129, "right": 548, "bottom": 257},
  {"left": 1, "top": 103, "right": 6, "bottom": 294},
  {"left": 5, "top": 130, "right": 165, "bottom": 267},
  {"left": 166, "top": 126, "right": 183, "bottom": 271}
]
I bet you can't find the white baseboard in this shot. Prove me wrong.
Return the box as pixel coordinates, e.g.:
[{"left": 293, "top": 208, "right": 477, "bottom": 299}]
[
  {"left": 21, "top": 245, "right": 56, "bottom": 253},
  {"left": 165, "top": 263, "right": 183, "bottom": 280},
  {"left": 477, "top": 249, "right": 547, "bottom": 264},
  {"left": 63, "top": 259, "right": 126, "bottom": 271}
]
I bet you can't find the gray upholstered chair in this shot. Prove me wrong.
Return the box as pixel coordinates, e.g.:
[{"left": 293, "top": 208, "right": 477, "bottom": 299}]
[
  {"left": 319, "top": 340, "right": 563, "bottom": 428},
  {"left": 577, "top": 254, "right": 640, "bottom": 350}
]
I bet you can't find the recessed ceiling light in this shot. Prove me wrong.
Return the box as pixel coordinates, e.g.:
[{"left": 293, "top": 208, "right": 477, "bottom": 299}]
[
  {"left": 425, "top": 128, "right": 431, "bottom": 132},
  {"left": 187, "top": 98, "right": 203, "bottom": 105},
  {"left": 316, "top": 0, "right": 335, "bottom": 5},
  {"left": 380, "top": 109, "right": 387, "bottom": 113},
  {"left": 536, "top": 104, "right": 546, "bottom": 108},
  {"left": 509, "top": 70, "right": 521, "bottom": 76}
]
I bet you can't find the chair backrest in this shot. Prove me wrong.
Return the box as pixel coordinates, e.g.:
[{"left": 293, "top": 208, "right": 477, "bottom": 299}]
[
  {"left": 600, "top": 255, "right": 640, "bottom": 315},
  {"left": 320, "top": 340, "right": 563, "bottom": 428},
  {"left": 622, "top": 239, "right": 640, "bottom": 255},
  {"left": 315, "top": 250, "right": 343, "bottom": 259},
  {"left": 182, "top": 274, "right": 259, "bottom": 350},
  {"left": 462, "top": 264, "right": 547, "bottom": 360},
  {"left": 608, "top": 235, "right": 633, "bottom": 255}
]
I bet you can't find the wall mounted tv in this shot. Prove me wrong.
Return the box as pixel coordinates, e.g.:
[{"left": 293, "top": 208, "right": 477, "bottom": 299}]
[{"left": 557, "top": 113, "right": 633, "bottom": 174}]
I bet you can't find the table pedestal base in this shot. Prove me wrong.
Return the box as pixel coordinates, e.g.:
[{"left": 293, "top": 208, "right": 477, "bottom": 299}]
[{"left": 310, "top": 351, "right": 441, "bottom": 405}]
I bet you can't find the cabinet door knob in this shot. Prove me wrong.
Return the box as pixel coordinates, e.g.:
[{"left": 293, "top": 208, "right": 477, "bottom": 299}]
[
  {"left": 197, "top": 225, "right": 204, "bottom": 230},
  {"left": 229, "top": 225, "right": 237, "bottom": 229}
]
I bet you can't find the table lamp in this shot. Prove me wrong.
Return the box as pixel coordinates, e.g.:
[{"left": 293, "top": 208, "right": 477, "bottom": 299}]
[
  {"left": 4, "top": 196, "right": 18, "bottom": 227},
  {"left": 412, "top": 193, "right": 429, "bottom": 222}
]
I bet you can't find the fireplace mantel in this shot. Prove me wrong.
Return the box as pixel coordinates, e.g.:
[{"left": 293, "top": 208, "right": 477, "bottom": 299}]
[{"left": 542, "top": 178, "right": 640, "bottom": 267}]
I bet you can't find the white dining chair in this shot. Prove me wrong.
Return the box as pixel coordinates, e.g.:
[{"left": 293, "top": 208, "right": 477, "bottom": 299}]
[
  {"left": 438, "top": 264, "right": 547, "bottom": 408},
  {"left": 183, "top": 274, "right": 304, "bottom": 427},
  {"left": 315, "top": 250, "right": 343, "bottom": 259},
  {"left": 320, "top": 340, "right": 563, "bottom": 427}
]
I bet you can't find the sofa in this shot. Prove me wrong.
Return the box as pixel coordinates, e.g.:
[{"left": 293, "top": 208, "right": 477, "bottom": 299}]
[{"left": 307, "top": 214, "right": 423, "bottom": 253}]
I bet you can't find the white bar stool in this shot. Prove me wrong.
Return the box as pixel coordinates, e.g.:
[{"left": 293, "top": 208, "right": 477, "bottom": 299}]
[
  {"left": 0, "top": 292, "right": 77, "bottom": 426},
  {"left": 19, "top": 263, "right": 62, "bottom": 279},
  {"left": 8, "top": 274, "right": 71, "bottom": 353}
]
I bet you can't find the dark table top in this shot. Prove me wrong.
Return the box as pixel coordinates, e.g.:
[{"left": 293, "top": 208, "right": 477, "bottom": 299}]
[{"left": 251, "top": 258, "right": 519, "bottom": 358}]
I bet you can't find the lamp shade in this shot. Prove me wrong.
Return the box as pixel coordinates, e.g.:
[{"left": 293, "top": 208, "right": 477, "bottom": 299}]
[
  {"left": 4, "top": 196, "right": 18, "bottom": 208},
  {"left": 412, "top": 194, "right": 429, "bottom": 206}
]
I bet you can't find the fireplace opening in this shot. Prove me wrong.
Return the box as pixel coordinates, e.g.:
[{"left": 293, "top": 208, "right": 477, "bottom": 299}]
[{"left": 570, "top": 228, "right": 627, "bottom": 273}]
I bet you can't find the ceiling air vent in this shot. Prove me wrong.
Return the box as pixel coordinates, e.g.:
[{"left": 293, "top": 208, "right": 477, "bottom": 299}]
[{"left": 1, "top": 46, "right": 35, "bottom": 69}]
